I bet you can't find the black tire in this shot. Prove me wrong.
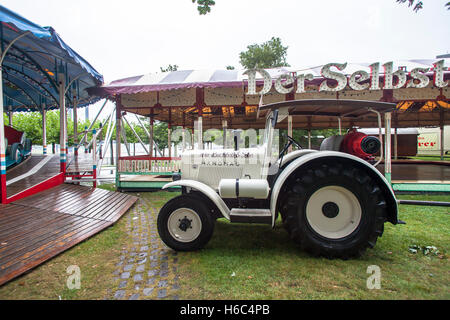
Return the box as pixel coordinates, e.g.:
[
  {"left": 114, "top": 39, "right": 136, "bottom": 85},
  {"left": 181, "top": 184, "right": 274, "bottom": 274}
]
[
  {"left": 157, "top": 194, "right": 215, "bottom": 251},
  {"left": 281, "top": 159, "right": 387, "bottom": 259}
]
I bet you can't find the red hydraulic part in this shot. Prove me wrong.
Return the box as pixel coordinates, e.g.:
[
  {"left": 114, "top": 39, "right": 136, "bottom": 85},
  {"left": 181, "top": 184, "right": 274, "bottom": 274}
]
[{"left": 340, "top": 129, "right": 381, "bottom": 160}]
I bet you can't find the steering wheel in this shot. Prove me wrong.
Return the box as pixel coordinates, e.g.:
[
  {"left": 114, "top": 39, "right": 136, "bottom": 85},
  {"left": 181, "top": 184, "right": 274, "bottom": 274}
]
[{"left": 279, "top": 135, "right": 302, "bottom": 159}]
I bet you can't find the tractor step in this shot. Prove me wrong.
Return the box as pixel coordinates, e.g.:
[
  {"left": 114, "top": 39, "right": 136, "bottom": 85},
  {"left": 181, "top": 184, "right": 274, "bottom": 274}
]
[{"left": 229, "top": 208, "right": 272, "bottom": 224}]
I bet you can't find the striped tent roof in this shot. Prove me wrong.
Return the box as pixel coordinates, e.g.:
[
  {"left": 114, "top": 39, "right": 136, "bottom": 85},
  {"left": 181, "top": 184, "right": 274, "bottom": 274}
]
[
  {"left": 89, "top": 59, "right": 449, "bottom": 96},
  {"left": 88, "top": 60, "right": 449, "bottom": 129}
]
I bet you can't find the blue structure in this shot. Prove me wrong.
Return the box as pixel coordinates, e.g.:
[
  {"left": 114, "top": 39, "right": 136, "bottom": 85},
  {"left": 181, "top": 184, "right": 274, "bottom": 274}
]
[{"left": 0, "top": 4, "right": 103, "bottom": 203}]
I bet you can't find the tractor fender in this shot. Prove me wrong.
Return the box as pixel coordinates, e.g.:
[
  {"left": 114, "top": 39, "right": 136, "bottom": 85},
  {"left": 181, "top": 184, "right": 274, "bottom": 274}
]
[
  {"left": 277, "top": 149, "right": 318, "bottom": 168},
  {"left": 162, "top": 180, "right": 231, "bottom": 220},
  {"left": 270, "top": 151, "right": 398, "bottom": 228}
]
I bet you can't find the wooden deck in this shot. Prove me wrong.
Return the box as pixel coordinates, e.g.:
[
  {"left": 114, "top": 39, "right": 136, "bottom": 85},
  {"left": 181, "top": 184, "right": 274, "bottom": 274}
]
[{"left": 0, "top": 184, "right": 137, "bottom": 286}]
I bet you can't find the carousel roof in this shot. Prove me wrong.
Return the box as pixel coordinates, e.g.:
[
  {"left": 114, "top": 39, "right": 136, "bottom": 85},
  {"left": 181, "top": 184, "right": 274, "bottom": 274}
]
[
  {"left": 0, "top": 5, "right": 103, "bottom": 112},
  {"left": 89, "top": 61, "right": 449, "bottom": 130},
  {"left": 89, "top": 60, "right": 449, "bottom": 96}
]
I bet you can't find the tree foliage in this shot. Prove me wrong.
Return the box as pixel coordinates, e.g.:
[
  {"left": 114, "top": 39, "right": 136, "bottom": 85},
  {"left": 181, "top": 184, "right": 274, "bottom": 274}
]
[
  {"left": 192, "top": 0, "right": 215, "bottom": 15},
  {"left": 396, "top": 0, "right": 450, "bottom": 12},
  {"left": 160, "top": 64, "right": 179, "bottom": 73},
  {"left": 239, "top": 37, "right": 290, "bottom": 69},
  {"left": 4, "top": 110, "right": 98, "bottom": 146}
]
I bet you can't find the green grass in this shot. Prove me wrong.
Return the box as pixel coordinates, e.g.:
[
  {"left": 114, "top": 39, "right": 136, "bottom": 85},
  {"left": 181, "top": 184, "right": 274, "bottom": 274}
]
[
  {"left": 0, "top": 187, "right": 448, "bottom": 300},
  {"left": 168, "top": 193, "right": 449, "bottom": 300},
  {"left": 408, "top": 156, "right": 450, "bottom": 162}
]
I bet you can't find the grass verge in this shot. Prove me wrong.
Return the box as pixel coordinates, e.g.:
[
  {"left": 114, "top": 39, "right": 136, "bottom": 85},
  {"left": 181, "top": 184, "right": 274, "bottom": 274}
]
[{"left": 175, "top": 194, "right": 449, "bottom": 300}]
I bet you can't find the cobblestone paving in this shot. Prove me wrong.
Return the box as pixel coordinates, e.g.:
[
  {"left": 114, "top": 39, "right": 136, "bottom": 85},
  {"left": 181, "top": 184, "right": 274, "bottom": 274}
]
[{"left": 111, "top": 197, "right": 180, "bottom": 300}]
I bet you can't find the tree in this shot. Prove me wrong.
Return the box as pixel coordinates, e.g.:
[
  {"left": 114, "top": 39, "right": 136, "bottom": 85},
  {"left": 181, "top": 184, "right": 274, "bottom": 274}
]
[
  {"left": 226, "top": 65, "right": 235, "bottom": 70},
  {"left": 160, "top": 64, "right": 179, "bottom": 72},
  {"left": 239, "top": 37, "right": 290, "bottom": 69},
  {"left": 396, "top": 0, "right": 450, "bottom": 12},
  {"left": 192, "top": 0, "right": 215, "bottom": 15},
  {"left": 153, "top": 121, "right": 169, "bottom": 155}
]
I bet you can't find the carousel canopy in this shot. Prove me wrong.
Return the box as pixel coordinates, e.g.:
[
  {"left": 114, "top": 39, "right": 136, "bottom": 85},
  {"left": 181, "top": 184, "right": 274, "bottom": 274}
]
[
  {"left": 89, "top": 60, "right": 449, "bottom": 130},
  {"left": 0, "top": 5, "right": 103, "bottom": 113}
]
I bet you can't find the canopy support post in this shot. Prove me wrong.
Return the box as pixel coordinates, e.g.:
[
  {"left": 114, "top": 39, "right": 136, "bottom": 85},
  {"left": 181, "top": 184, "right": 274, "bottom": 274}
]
[
  {"left": 288, "top": 115, "right": 293, "bottom": 153},
  {"left": 8, "top": 106, "right": 12, "bottom": 126},
  {"left": 222, "top": 120, "right": 228, "bottom": 148},
  {"left": 73, "top": 93, "right": 78, "bottom": 156},
  {"left": 42, "top": 106, "right": 47, "bottom": 155},
  {"left": 0, "top": 66, "right": 7, "bottom": 203},
  {"left": 58, "top": 73, "right": 67, "bottom": 175},
  {"left": 149, "top": 109, "right": 154, "bottom": 157},
  {"left": 338, "top": 117, "right": 342, "bottom": 135},
  {"left": 384, "top": 112, "right": 392, "bottom": 184},
  {"left": 197, "top": 107, "right": 203, "bottom": 150},
  {"left": 168, "top": 107, "right": 172, "bottom": 158},
  {"left": 394, "top": 127, "right": 398, "bottom": 160},
  {"left": 115, "top": 97, "right": 122, "bottom": 187},
  {"left": 440, "top": 109, "right": 444, "bottom": 161},
  {"left": 307, "top": 116, "right": 312, "bottom": 149}
]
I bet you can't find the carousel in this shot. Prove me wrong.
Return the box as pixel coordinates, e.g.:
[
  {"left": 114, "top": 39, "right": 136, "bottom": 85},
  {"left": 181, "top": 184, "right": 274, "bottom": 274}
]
[{"left": 88, "top": 60, "right": 450, "bottom": 193}]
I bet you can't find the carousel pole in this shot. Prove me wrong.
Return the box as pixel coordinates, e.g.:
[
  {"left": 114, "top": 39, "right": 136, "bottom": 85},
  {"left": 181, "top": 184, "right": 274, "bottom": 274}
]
[
  {"left": 168, "top": 107, "right": 172, "bottom": 158},
  {"left": 384, "top": 112, "right": 392, "bottom": 184},
  {"left": 149, "top": 108, "right": 154, "bottom": 157},
  {"left": 58, "top": 73, "right": 67, "bottom": 174},
  {"left": 115, "top": 96, "right": 122, "bottom": 187},
  {"left": 197, "top": 108, "right": 203, "bottom": 150},
  {"left": 73, "top": 90, "right": 78, "bottom": 157},
  {"left": 222, "top": 120, "right": 228, "bottom": 148},
  {"left": 0, "top": 66, "right": 7, "bottom": 203},
  {"left": 394, "top": 127, "right": 398, "bottom": 160},
  {"left": 307, "top": 116, "right": 312, "bottom": 149},
  {"left": 8, "top": 106, "right": 12, "bottom": 126},
  {"left": 288, "top": 115, "right": 293, "bottom": 152},
  {"left": 42, "top": 104, "right": 47, "bottom": 155},
  {"left": 440, "top": 108, "right": 444, "bottom": 161},
  {"left": 182, "top": 112, "right": 186, "bottom": 152}
]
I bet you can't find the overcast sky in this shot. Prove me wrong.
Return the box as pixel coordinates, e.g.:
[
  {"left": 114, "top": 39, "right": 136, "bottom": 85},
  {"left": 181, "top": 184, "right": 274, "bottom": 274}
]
[{"left": 3, "top": 0, "right": 450, "bottom": 84}]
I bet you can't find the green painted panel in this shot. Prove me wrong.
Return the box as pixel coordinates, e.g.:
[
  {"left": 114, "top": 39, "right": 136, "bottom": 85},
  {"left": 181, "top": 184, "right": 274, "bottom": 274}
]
[
  {"left": 393, "top": 183, "right": 450, "bottom": 192},
  {"left": 118, "top": 181, "right": 180, "bottom": 190}
]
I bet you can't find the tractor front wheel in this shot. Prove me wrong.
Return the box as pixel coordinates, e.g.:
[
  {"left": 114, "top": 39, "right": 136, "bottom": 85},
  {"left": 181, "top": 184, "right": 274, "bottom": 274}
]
[{"left": 157, "top": 194, "right": 215, "bottom": 251}]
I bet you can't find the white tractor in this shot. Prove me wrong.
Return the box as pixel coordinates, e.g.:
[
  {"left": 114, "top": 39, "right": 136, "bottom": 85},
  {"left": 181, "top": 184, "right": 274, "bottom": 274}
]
[{"left": 157, "top": 99, "right": 399, "bottom": 259}]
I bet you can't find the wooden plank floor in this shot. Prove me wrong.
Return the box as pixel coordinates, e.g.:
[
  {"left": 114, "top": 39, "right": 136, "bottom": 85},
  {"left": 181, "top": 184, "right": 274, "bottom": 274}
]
[{"left": 0, "top": 184, "right": 137, "bottom": 286}]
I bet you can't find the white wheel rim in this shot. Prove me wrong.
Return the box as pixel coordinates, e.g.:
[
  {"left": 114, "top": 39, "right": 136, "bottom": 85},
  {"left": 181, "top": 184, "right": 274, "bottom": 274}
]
[
  {"left": 167, "top": 208, "right": 202, "bottom": 243},
  {"left": 306, "top": 185, "right": 362, "bottom": 239}
]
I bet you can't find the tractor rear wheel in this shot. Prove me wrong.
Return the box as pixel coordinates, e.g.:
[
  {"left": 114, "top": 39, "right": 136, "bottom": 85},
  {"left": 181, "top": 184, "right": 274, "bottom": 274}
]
[
  {"left": 281, "top": 159, "right": 387, "bottom": 259},
  {"left": 157, "top": 194, "right": 215, "bottom": 251}
]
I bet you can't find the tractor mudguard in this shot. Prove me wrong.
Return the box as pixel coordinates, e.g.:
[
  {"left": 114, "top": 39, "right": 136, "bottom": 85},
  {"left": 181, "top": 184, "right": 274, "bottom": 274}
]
[
  {"left": 277, "top": 149, "right": 318, "bottom": 168},
  {"left": 270, "top": 151, "right": 398, "bottom": 228},
  {"left": 162, "top": 180, "right": 231, "bottom": 220}
]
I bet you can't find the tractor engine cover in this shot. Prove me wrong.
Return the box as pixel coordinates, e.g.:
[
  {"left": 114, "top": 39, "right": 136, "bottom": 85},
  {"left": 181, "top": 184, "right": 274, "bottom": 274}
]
[
  {"left": 219, "top": 179, "right": 270, "bottom": 199},
  {"left": 340, "top": 130, "right": 381, "bottom": 160}
]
